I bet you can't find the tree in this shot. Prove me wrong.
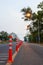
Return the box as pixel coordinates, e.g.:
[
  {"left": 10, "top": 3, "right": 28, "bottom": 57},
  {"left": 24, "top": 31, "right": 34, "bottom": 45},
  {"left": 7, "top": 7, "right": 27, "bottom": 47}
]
[
  {"left": 37, "top": 1, "right": 43, "bottom": 42},
  {"left": 21, "top": 7, "right": 32, "bottom": 21},
  {"left": 21, "top": 1, "right": 43, "bottom": 43},
  {"left": 31, "top": 1, "right": 43, "bottom": 43},
  {"left": 0, "top": 31, "right": 9, "bottom": 41},
  {"left": 37, "top": 1, "right": 43, "bottom": 10},
  {"left": 24, "top": 36, "right": 27, "bottom": 42}
]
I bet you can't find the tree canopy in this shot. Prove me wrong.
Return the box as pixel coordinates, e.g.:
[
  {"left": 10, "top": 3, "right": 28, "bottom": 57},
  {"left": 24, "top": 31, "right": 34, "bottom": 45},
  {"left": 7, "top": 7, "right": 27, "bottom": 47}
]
[{"left": 21, "top": 1, "right": 43, "bottom": 43}]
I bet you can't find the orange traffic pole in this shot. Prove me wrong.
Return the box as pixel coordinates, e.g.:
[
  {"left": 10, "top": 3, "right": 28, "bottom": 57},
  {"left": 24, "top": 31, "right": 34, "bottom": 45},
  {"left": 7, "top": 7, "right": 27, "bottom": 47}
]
[
  {"left": 8, "top": 35, "right": 13, "bottom": 63},
  {"left": 16, "top": 44, "right": 18, "bottom": 52}
]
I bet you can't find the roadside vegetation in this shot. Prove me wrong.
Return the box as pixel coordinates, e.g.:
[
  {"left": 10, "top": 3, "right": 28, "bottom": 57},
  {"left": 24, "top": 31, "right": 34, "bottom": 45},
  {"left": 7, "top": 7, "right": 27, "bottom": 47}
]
[
  {"left": 0, "top": 31, "right": 16, "bottom": 44},
  {"left": 21, "top": 1, "right": 43, "bottom": 44}
]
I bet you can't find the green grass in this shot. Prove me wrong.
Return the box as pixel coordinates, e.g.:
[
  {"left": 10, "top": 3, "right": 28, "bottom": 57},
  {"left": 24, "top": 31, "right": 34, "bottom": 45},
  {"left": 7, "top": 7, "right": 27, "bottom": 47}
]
[
  {"left": 0, "top": 41, "right": 9, "bottom": 44},
  {"left": 0, "top": 40, "right": 16, "bottom": 44}
]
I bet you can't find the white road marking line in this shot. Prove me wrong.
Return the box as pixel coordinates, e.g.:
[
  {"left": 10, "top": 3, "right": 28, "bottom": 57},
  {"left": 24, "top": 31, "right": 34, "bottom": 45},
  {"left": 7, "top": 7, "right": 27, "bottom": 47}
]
[
  {"left": 0, "top": 53, "right": 8, "bottom": 55},
  {"left": 0, "top": 54, "right": 8, "bottom": 63},
  {"left": 0, "top": 56, "right": 8, "bottom": 58},
  {"left": 0, "top": 61, "right": 5, "bottom": 63},
  {"left": 0, "top": 58, "right": 7, "bottom": 60},
  {"left": 12, "top": 51, "right": 17, "bottom": 60},
  {"left": 6, "top": 63, "right": 12, "bottom": 65}
]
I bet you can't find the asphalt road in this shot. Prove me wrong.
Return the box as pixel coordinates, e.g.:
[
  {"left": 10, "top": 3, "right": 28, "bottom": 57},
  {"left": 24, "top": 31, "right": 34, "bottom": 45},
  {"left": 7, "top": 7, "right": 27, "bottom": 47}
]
[
  {"left": 12, "top": 43, "right": 43, "bottom": 65},
  {"left": 0, "top": 42, "right": 16, "bottom": 65},
  {"left": 0, "top": 42, "right": 43, "bottom": 65}
]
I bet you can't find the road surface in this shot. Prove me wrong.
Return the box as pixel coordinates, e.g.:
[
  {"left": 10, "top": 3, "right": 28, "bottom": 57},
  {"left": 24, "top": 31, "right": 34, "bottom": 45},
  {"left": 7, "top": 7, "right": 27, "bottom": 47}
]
[
  {"left": 0, "top": 42, "right": 43, "bottom": 65},
  {"left": 0, "top": 42, "right": 16, "bottom": 65},
  {"left": 12, "top": 43, "right": 43, "bottom": 65}
]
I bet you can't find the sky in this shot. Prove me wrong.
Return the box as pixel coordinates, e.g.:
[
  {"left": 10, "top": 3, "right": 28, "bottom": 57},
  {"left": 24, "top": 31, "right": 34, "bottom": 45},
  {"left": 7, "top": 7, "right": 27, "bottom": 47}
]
[{"left": 0, "top": 0, "right": 43, "bottom": 40}]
